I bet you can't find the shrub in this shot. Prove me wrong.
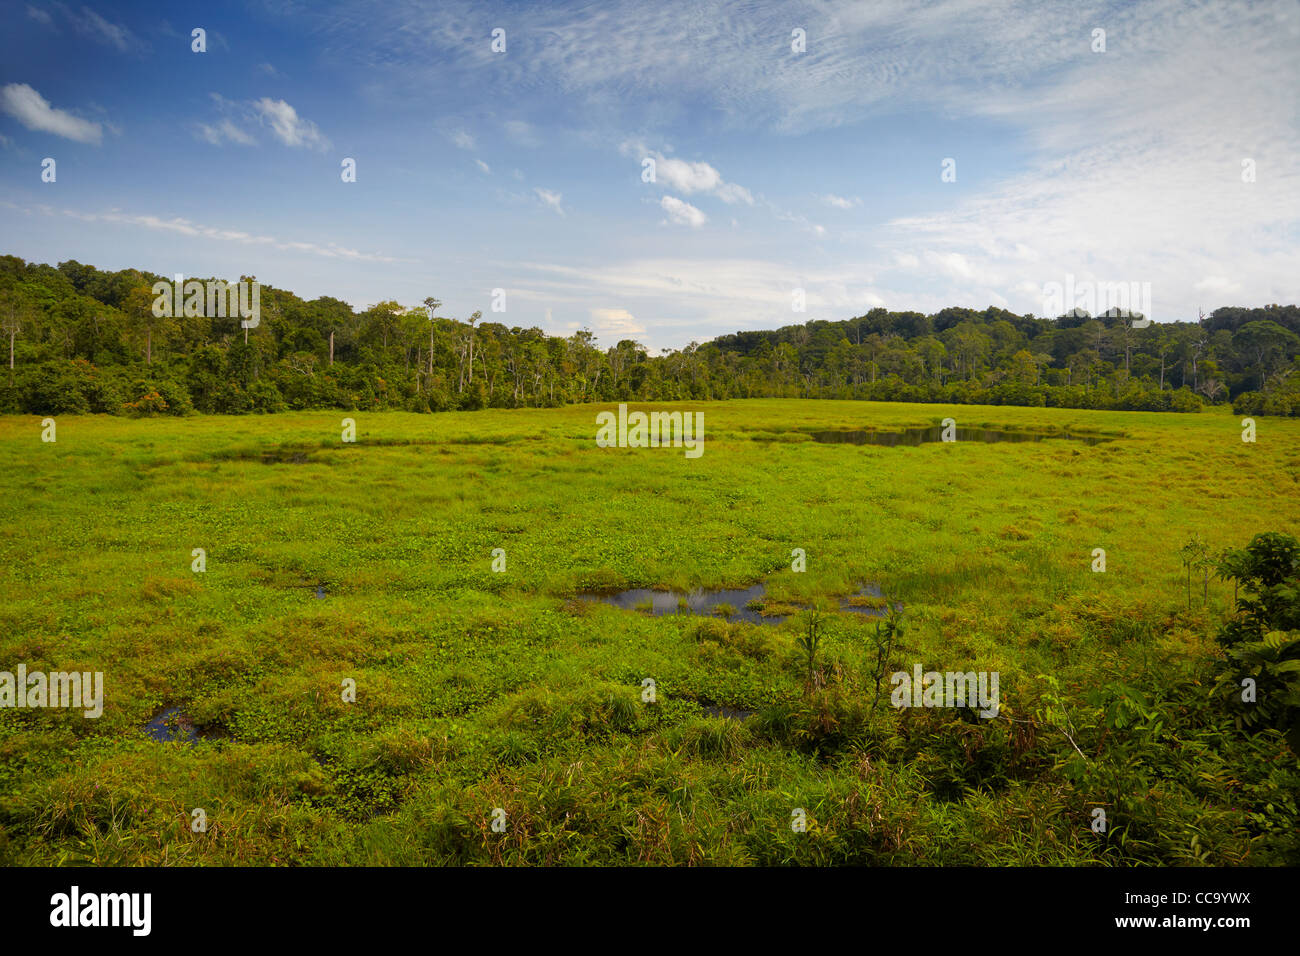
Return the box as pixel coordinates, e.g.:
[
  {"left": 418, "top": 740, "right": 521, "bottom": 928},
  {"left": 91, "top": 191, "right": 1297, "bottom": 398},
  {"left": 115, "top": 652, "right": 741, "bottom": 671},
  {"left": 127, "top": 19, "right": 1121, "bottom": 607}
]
[
  {"left": 248, "top": 378, "right": 287, "bottom": 414},
  {"left": 1213, "top": 532, "right": 1300, "bottom": 749},
  {"left": 17, "top": 360, "right": 95, "bottom": 414}
]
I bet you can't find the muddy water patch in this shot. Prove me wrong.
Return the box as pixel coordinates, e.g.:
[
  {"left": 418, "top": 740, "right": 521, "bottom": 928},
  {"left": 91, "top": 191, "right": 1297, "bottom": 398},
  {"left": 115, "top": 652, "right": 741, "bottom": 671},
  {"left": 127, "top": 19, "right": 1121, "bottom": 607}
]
[
  {"left": 577, "top": 582, "right": 898, "bottom": 624},
  {"left": 581, "top": 584, "right": 768, "bottom": 623},
  {"left": 701, "top": 701, "right": 755, "bottom": 721},
  {"left": 840, "top": 583, "right": 900, "bottom": 617},
  {"left": 143, "top": 706, "right": 225, "bottom": 743}
]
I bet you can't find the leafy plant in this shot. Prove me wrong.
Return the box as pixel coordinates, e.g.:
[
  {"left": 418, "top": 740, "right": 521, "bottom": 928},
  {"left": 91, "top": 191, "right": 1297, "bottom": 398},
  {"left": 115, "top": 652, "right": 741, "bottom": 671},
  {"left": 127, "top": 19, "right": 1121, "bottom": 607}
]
[
  {"left": 866, "top": 607, "right": 905, "bottom": 708},
  {"left": 1212, "top": 532, "right": 1300, "bottom": 749},
  {"left": 1178, "top": 534, "right": 1212, "bottom": 609},
  {"left": 1215, "top": 532, "right": 1300, "bottom": 643},
  {"left": 795, "top": 607, "right": 826, "bottom": 698}
]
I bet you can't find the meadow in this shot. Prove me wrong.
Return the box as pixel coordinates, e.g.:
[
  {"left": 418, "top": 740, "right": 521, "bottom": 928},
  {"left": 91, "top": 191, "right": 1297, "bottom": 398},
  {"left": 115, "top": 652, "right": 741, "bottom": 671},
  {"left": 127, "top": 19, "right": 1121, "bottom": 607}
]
[{"left": 0, "top": 399, "right": 1297, "bottom": 865}]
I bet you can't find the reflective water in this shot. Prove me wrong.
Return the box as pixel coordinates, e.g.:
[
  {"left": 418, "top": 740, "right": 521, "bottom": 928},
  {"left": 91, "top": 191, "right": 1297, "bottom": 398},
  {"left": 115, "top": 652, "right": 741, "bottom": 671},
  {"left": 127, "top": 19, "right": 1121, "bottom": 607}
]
[
  {"left": 144, "top": 706, "right": 224, "bottom": 742},
  {"left": 582, "top": 584, "right": 771, "bottom": 623},
  {"left": 578, "top": 583, "right": 900, "bottom": 624},
  {"left": 143, "top": 707, "right": 199, "bottom": 743}
]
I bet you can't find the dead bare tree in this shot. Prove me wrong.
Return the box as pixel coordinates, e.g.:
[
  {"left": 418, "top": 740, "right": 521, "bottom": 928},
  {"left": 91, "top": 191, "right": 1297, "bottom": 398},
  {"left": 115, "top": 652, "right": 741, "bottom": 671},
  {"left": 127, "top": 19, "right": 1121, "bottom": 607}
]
[{"left": 1, "top": 294, "right": 24, "bottom": 380}]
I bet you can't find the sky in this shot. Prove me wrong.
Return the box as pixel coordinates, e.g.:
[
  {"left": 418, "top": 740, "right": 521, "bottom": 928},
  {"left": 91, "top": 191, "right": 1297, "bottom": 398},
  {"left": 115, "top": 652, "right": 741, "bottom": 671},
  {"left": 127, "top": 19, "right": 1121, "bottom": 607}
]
[{"left": 0, "top": 0, "right": 1297, "bottom": 352}]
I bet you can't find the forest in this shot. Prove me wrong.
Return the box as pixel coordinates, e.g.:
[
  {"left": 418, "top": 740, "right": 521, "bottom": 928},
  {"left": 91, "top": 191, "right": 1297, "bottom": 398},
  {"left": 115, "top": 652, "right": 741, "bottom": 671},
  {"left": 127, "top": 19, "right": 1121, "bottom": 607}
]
[{"left": 2, "top": 254, "right": 1298, "bottom": 417}]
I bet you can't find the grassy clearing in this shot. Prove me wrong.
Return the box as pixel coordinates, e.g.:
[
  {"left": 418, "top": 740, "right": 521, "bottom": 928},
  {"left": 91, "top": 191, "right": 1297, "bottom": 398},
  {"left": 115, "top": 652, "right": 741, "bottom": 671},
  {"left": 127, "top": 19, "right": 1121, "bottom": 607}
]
[{"left": 0, "top": 399, "right": 1297, "bottom": 865}]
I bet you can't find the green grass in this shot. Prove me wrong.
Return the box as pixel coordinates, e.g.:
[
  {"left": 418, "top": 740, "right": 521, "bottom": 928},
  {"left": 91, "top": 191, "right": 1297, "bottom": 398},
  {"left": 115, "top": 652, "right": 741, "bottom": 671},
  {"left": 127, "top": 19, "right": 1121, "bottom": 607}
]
[{"left": 0, "top": 399, "right": 1297, "bottom": 865}]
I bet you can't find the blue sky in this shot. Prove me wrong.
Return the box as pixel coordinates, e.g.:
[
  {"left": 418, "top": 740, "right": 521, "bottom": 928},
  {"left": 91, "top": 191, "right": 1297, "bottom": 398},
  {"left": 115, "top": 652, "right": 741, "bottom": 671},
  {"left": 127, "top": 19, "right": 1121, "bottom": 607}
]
[{"left": 1, "top": 0, "right": 1297, "bottom": 350}]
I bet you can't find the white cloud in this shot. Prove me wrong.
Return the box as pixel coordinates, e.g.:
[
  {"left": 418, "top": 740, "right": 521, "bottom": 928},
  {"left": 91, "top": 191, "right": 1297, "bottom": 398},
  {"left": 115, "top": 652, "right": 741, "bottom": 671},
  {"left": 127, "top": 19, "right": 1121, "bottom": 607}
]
[
  {"left": 655, "top": 156, "right": 723, "bottom": 194},
  {"left": 511, "top": 257, "right": 885, "bottom": 326},
  {"left": 251, "top": 98, "right": 331, "bottom": 150},
  {"left": 820, "top": 194, "right": 860, "bottom": 209},
  {"left": 628, "top": 144, "right": 753, "bottom": 205},
  {"left": 773, "top": 205, "right": 825, "bottom": 238},
  {"left": 714, "top": 182, "right": 754, "bottom": 205},
  {"left": 68, "top": 6, "right": 144, "bottom": 54},
  {"left": 1194, "top": 275, "right": 1243, "bottom": 296},
  {"left": 475, "top": 158, "right": 491, "bottom": 174},
  {"left": 534, "top": 187, "right": 564, "bottom": 215},
  {"left": 449, "top": 129, "right": 475, "bottom": 149},
  {"left": 883, "top": 9, "right": 1300, "bottom": 322},
  {"left": 587, "top": 307, "right": 645, "bottom": 339},
  {"left": 469, "top": 254, "right": 904, "bottom": 350},
  {"left": 320, "top": 0, "right": 1117, "bottom": 136},
  {"left": 922, "top": 250, "right": 998, "bottom": 286},
  {"left": 27, "top": 5, "right": 54, "bottom": 27},
  {"left": 12, "top": 200, "right": 409, "bottom": 263},
  {"left": 17, "top": 0, "right": 1292, "bottom": 341},
  {"left": 0, "top": 83, "right": 102, "bottom": 144},
  {"left": 660, "top": 195, "right": 707, "bottom": 228},
  {"left": 195, "top": 118, "right": 256, "bottom": 146}
]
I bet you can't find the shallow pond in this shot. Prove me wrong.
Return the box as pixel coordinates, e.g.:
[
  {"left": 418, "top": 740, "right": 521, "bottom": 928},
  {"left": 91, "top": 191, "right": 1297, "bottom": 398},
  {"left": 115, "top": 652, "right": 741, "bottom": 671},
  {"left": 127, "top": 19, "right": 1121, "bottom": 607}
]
[
  {"left": 577, "top": 582, "right": 899, "bottom": 625},
  {"left": 143, "top": 707, "right": 200, "bottom": 743},
  {"left": 143, "top": 707, "right": 223, "bottom": 743},
  {"left": 583, "top": 584, "right": 770, "bottom": 623},
  {"left": 701, "top": 702, "right": 755, "bottom": 721}
]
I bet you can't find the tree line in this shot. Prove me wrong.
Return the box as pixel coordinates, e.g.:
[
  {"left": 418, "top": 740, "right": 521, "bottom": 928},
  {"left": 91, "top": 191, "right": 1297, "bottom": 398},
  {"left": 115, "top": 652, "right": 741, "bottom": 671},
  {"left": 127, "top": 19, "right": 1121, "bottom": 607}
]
[{"left": 2, "top": 254, "right": 1298, "bottom": 416}]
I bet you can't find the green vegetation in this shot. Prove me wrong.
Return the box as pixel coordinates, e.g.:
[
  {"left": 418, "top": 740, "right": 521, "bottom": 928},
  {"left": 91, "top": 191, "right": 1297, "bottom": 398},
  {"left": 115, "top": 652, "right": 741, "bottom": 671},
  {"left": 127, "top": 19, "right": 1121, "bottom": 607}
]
[
  {"left": 0, "top": 399, "right": 1297, "bottom": 865},
  {"left": 1213, "top": 533, "right": 1300, "bottom": 751},
  {"left": 3, "top": 256, "right": 1300, "bottom": 418}
]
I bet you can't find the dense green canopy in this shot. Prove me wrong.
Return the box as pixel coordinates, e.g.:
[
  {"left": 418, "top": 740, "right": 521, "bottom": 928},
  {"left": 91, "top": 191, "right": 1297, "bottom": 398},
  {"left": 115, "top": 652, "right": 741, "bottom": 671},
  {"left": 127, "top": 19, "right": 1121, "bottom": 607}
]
[{"left": 2, "top": 255, "right": 1297, "bottom": 416}]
